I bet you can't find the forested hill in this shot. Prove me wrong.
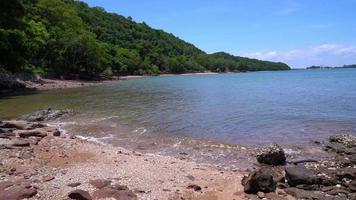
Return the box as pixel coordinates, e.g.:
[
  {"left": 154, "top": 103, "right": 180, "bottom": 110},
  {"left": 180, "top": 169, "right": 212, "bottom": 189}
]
[{"left": 0, "top": 0, "right": 290, "bottom": 79}]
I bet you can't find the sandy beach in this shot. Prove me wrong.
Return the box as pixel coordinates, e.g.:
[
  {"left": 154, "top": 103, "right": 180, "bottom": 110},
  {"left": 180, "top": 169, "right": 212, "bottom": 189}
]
[{"left": 0, "top": 119, "right": 249, "bottom": 200}]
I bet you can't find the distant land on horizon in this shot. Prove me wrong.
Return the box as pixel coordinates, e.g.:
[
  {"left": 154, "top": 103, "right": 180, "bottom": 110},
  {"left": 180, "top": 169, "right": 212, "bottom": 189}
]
[{"left": 306, "top": 64, "right": 356, "bottom": 70}]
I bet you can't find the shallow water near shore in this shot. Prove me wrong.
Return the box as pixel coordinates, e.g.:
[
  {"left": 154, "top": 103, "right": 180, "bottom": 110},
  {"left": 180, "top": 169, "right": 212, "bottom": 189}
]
[{"left": 1, "top": 69, "right": 356, "bottom": 167}]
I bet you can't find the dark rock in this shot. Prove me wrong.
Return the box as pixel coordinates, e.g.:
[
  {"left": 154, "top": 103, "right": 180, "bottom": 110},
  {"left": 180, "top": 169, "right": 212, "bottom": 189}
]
[
  {"left": 17, "top": 129, "right": 47, "bottom": 138},
  {"left": 68, "top": 182, "right": 81, "bottom": 187},
  {"left": 187, "top": 184, "right": 202, "bottom": 191},
  {"left": 0, "top": 131, "right": 16, "bottom": 138},
  {"left": 348, "top": 180, "right": 356, "bottom": 192},
  {"left": 186, "top": 175, "right": 195, "bottom": 181},
  {"left": 12, "top": 139, "right": 30, "bottom": 147},
  {"left": 336, "top": 168, "right": 356, "bottom": 180},
  {"left": 42, "top": 175, "right": 55, "bottom": 182},
  {"left": 110, "top": 185, "right": 130, "bottom": 191},
  {"left": 0, "top": 185, "right": 37, "bottom": 200},
  {"left": 89, "top": 179, "right": 112, "bottom": 189},
  {"left": 284, "top": 187, "right": 323, "bottom": 199},
  {"left": 92, "top": 187, "right": 137, "bottom": 200},
  {"left": 327, "top": 188, "right": 350, "bottom": 196},
  {"left": 256, "top": 144, "right": 286, "bottom": 165},
  {"left": 285, "top": 166, "right": 318, "bottom": 186},
  {"left": 21, "top": 108, "right": 74, "bottom": 122},
  {"left": 0, "top": 121, "right": 32, "bottom": 130},
  {"left": 0, "top": 73, "right": 26, "bottom": 93},
  {"left": 68, "top": 189, "right": 92, "bottom": 200},
  {"left": 256, "top": 191, "right": 265, "bottom": 199},
  {"left": 52, "top": 130, "right": 61, "bottom": 136},
  {"left": 330, "top": 134, "right": 356, "bottom": 148},
  {"left": 242, "top": 167, "right": 277, "bottom": 194},
  {"left": 296, "top": 184, "right": 320, "bottom": 191}
]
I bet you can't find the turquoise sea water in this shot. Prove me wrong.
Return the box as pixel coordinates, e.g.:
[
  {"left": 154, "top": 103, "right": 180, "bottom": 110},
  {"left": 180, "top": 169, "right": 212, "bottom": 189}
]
[{"left": 1, "top": 69, "right": 356, "bottom": 149}]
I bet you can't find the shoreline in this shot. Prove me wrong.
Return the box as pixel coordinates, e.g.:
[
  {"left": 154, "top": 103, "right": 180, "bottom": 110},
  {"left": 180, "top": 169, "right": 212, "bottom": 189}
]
[
  {"left": 1, "top": 72, "right": 221, "bottom": 96},
  {"left": 1, "top": 110, "right": 355, "bottom": 199},
  {"left": 0, "top": 118, "right": 248, "bottom": 200}
]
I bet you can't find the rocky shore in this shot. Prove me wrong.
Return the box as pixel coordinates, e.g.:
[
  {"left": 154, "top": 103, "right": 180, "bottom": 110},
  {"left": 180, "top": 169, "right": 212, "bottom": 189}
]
[
  {"left": 242, "top": 138, "right": 356, "bottom": 199},
  {"left": 1, "top": 109, "right": 355, "bottom": 199}
]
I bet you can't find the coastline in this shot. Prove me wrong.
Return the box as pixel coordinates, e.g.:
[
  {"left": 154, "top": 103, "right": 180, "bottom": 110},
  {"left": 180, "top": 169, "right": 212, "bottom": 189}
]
[
  {"left": 0, "top": 118, "right": 247, "bottom": 200},
  {"left": 1, "top": 110, "right": 355, "bottom": 199},
  {"left": 0, "top": 72, "right": 221, "bottom": 95}
]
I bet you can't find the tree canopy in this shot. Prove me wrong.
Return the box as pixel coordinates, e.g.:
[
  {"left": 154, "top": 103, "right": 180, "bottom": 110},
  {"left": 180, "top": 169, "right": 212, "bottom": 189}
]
[{"left": 0, "top": 0, "right": 290, "bottom": 79}]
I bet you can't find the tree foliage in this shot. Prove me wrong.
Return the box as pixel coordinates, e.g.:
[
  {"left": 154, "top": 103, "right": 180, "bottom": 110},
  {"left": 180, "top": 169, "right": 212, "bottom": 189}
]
[{"left": 0, "top": 0, "right": 290, "bottom": 79}]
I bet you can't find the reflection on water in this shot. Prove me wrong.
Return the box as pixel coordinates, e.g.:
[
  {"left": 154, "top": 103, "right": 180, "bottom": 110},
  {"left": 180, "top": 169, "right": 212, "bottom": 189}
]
[{"left": 1, "top": 69, "right": 356, "bottom": 167}]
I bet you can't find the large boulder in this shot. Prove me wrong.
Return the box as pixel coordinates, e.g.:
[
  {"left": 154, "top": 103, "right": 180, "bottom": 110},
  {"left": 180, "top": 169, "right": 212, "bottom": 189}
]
[
  {"left": 257, "top": 144, "right": 286, "bottom": 165},
  {"left": 0, "top": 73, "right": 26, "bottom": 94},
  {"left": 20, "top": 108, "right": 74, "bottom": 122},
  {"left": 330, "top": 134, "right": 356, "bottom": 148},
  {"left": 285, "top": 166, "right": 318, "bottom": 187},
  {"left": 242, "top": 167, "right": 278, "bottom": 194}
]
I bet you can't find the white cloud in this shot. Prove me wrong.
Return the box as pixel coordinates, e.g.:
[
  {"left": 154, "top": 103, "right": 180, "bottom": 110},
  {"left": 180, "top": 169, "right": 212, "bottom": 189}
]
[{"left": 241, "top": 44, "right": 356, "bottom": 68}]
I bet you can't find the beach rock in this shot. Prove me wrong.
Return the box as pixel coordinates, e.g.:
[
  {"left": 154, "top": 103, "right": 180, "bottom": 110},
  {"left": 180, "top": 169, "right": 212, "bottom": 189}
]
[
  {"left": 0, "top": 185, "right": 37, "bottom": 200},
  {"left": 11, "top": 139, "right": 30, "bottom": 147},
  {"left": 187, "top": 184, "right": 202, "bottom": 191},
  {"left": 256, "top": 144, "right": 286, "bottom": 165},
  {"left": 92, "top": 187, "right": 137, "bottom": 200},
  {"left": 16, "top": 129, "right": 47, "bottom": 138},
  {"left": 42, "top": 175, "right": 55, "bottom": 182},
  {"left": 284, "top": 187, "right": 323, "bottom": 199},
  {"left": 111, "top": 184, "right": 130, "bottom": 191},
  {"left": 330, "top": 134, "right": 356, "bottom": 148},
  {"left": 256, "top": 191, "right": 265, "bottom": 199},
  {"left": 336, "top": 168, "right": 356, "bottom": 180},
  {"left": 89, "top": 179, "right": 111, "bottom": 189},
  {"left": 327, "top": 188, "right": 349, "bottom": 196},
  {"left": 52, "top": 129, "right": 61, "bottom": 136},
  {"left": 68, "top": 182, "right": 81, "bottom": 187},
  {"left": 0, "top": 131, "right": 16, "bottom": 138},
  {"left": 0, "top": 120, "right": 35, "bottom": 130},
  {"left": 285, "top": 166, "right": 318, "bottom": 186},
  {"left": 242, "top": 167, "right": 277, "bottom": 194},
  {"left": 21, "top": 108, "right": 74, "bottom": 122},
  {"left": 68, "top": 189, "right": 92, "bottom": 200},
  {"left": 348, "top": 180, "right": 356, "bottom": 192},
  {"left": 326, "top": 143, "right": 356, "bottom": 155}
]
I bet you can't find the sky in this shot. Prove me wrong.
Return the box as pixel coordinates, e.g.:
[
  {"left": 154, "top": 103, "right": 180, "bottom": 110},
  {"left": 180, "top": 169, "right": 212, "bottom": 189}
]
[{"left": 83, "top": 0, "right": 356, "bottom": 69}]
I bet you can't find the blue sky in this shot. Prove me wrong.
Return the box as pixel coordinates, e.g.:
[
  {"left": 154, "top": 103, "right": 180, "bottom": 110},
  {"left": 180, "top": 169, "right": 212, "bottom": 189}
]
[{"left": 83, "top": 0, "right": 356, "bottom": 68}]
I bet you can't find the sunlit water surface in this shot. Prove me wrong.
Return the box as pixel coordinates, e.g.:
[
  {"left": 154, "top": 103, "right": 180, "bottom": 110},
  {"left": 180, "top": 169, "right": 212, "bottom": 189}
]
[{"left": 1, "top": 69, "right": 356, "bottom": 168}]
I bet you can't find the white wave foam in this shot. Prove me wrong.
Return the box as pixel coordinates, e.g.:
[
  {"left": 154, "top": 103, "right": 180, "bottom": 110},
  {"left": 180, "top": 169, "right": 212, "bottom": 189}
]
[
  {"left": 76, "top": 134, "right": 114, "bottom": 145},
  {"left": 133, "top": 127, "right": 147, "bottom": 135},
  {"left": 284, "top": 148, "right": 301, "bottom": 154},
  {"left": 89, "top": 116, "right": 119, "bottom": 123}
]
